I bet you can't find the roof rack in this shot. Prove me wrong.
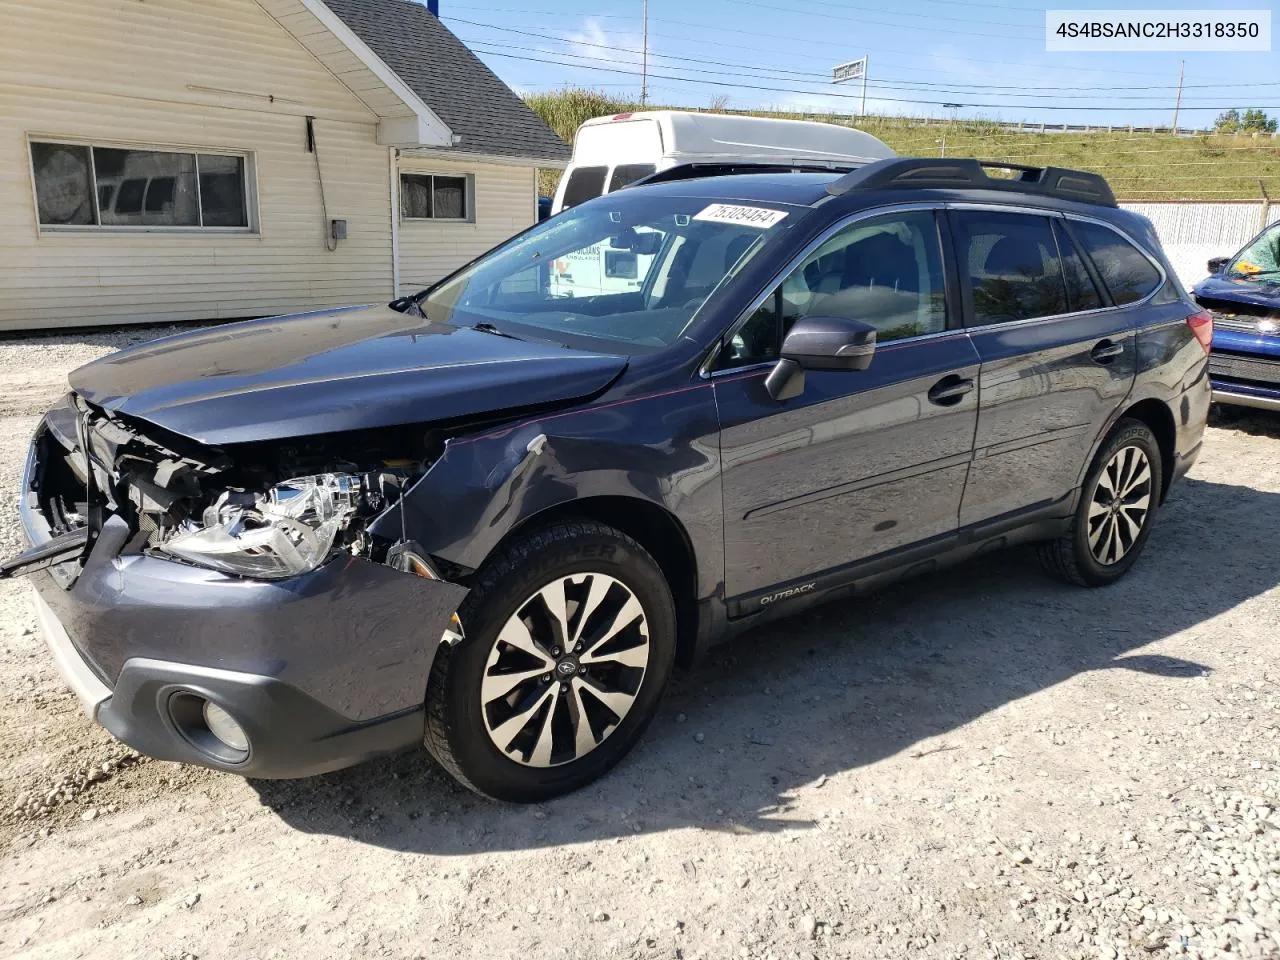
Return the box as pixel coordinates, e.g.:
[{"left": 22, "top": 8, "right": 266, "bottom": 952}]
[
  {"left": 628, "top": 160, "right": 865, "bottom": 189},
  {"left": 825, "top": 158, "right": 1117, "bottom": 207}
]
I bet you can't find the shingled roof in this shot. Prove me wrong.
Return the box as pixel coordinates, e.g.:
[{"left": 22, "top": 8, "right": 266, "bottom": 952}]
[{"left": 322, "top": 0, "right": 569, "bottom": 163}]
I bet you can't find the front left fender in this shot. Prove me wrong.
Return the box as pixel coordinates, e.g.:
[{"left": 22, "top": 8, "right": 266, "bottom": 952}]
[{"left": 369, "top": 386, "right": 725, "bottom": 601}]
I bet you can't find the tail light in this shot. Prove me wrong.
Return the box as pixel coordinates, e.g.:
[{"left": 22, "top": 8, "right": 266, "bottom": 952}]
[{"left": 1186, "top": 309, "right": 1213, "bottom": 354}]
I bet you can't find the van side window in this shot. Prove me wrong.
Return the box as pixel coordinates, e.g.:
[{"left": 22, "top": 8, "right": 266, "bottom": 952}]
[
  {"left": 952, "top": 211, "right": 1068, "bottom": 325},
  {"left": 1069, "top": 221, "right": 1163, "bottom": 306},
  {"left": 1052, "top": 220, "right": 1103, "bottom": 312},
  {"left": 561, "top": 167, "right": 607, "bottom": 209},
  {"left": 719, "top": 210, "right": 946, "bottom": 368},
  {"left": 608, "top": 164, "right": 656, "bottom": 192}
]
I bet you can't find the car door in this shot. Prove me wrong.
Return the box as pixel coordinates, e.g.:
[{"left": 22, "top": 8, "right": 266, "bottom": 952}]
[
  {"left": 949, "top": 208, "right": 1139, "bottom": 527},
  {"left": 712, "top": 207, "right": 980, "bottom": 607}
]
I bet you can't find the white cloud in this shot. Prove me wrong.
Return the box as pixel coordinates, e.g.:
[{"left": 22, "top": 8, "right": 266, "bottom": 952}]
[{"left": 563, "top": 17, "right": 647, "bottom": 68}]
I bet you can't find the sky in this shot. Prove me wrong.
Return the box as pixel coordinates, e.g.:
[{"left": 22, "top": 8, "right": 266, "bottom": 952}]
[{"left": 438, "top": 0, "right": 1279, "bottom": 128}]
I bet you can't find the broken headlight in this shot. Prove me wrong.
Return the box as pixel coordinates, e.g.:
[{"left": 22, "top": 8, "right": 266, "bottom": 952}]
[{"left": 159, "top": 474, "right": 360, "bottom": 579}]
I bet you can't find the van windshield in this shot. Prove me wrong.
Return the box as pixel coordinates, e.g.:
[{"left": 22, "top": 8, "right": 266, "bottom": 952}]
[{"left": 420, "top": 195, "right": 792, "bottom": 351}]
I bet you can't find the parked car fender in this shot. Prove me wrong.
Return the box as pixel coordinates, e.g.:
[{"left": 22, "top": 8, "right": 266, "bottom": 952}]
[{"left": 371, "top": 389, "right": 726, "bottom": 601}]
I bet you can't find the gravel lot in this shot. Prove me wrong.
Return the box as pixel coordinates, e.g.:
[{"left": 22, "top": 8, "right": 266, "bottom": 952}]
[{"left": 2, "top": 326, "right": 1280, "bottom": 960}]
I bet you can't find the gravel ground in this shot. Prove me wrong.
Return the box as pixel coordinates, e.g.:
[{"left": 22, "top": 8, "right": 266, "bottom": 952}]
[{"left": 2, "top": 327, "right": 1280, "bottom": 960}]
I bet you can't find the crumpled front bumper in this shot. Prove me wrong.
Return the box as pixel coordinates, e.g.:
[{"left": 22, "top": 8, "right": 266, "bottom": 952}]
[{"left": 14, "top": 416, "right": 469, "bottom": 779}]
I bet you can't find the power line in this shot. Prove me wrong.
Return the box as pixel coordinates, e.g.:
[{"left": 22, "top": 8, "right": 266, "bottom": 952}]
[
  {"left": 443, "top": 14, "right": 1183, "bottom": 80},
  {"left": 731, "top": 0, "right": 1042, "bottom": 38},
  {"left": 473, "top": 47, "right": 1278, "bottom": 113},
  {"left": 479, "top": 40, "right": 1276, "bottom": 104},
  {"left": 449, "top": 17, "right": 1280, "bottom": 94}
]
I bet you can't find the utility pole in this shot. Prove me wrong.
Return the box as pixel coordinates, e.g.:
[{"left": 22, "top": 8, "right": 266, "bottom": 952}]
[
  {"left": 1172, "top": 59, "right": 1184, "bottom": 133},
  {"left": 860, "top": 54, "right": 868, "bottom": 119},
  {"left": 640, "top": 0, "right": 649, "bottom": 107}
]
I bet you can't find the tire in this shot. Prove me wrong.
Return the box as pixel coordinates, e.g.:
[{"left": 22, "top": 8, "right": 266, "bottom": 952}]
[
  {"left": 424, "top": 520, "right": 676, "bottom": 802},
  {"left": 1038, "top": 418, "right": 1163, "bottom": 587}
]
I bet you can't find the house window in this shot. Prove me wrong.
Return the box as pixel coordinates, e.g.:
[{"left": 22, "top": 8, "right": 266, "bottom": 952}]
[
  {"left": 30, "top": 141, "right": 251, "bottom": 230},
  {"left": 401, "top": 173, "right": 472, "bottom": 221}
]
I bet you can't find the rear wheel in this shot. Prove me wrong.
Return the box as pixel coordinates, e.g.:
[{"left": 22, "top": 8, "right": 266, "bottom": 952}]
[
  {"left": 424, "top": 521, "right": 676, "bottom": 802},
  {"left": 1039, "top": 419, "right": 1163, "bottom": 587}
]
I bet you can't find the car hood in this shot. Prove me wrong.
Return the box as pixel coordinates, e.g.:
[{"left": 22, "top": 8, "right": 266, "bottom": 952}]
[
  {"left": 68, "top": 305, "right": 628, "bottom": 445},
  {"left": 1193, "top": 274, "right": 1280, "bottom": 312}
]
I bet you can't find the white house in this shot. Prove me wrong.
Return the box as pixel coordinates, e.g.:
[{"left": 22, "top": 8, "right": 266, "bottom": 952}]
[{"left": 0, "top": 0, "right": 569, "bottom": 330}]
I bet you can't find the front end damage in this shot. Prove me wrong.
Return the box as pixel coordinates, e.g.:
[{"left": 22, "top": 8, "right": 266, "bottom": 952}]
[{"left": 4, "top": 393, "right": 482, "bottom": 778}]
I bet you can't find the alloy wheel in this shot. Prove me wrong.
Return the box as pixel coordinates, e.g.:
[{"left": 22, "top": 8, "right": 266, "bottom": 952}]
[
  {"left": 1087, "top": 445, "right": 1153, "bottom": 566},
  {"left": 479, "top": 572, "right": 650, "bottom": 768}
]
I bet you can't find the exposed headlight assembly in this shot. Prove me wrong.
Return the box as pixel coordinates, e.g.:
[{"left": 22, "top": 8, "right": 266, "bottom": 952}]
[{"left": 160, "top": 474, "right": 360, "bottom": 579}]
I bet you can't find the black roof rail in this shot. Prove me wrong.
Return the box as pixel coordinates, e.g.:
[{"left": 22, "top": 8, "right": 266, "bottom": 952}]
[
  {"left": 824, "top": 157, "right": 1117, "bottom": 207},
  {"left": 627, "top": 160, "right": 865, "bottom": 189}
]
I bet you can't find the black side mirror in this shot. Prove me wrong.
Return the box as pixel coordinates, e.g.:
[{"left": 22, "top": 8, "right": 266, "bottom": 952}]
[
  {"left": 765, "top": 316, "right": 877, "bottom": 400},
  {"left": 1208, "top": 256, "right": 1229, "bottom": 274}
]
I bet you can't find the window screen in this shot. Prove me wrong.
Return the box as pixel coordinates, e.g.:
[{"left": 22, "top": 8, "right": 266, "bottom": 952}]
[
  {"left": 31, "top": 142, "right": 248, "bottom": 229},
  {"left": 30, "top": 142, "right": 94, "bottom": 226},
  {"left": 1069, "top": 221, "right": 1163, "bottom": 306},
  {"left": 608, "top": 163, "right": 656, "bottom": 192},
  {"left": 400, "top": 173, "right": 470, "bottom": 220},
  {"left": 433, "top": 176, "right": 467, "bottom": 219},
  {"left": 561, "top": 166, "right": 607, "bottom": 208},
  {"left": 952, "top": 211, "right": 1068, "bottom": 325}
]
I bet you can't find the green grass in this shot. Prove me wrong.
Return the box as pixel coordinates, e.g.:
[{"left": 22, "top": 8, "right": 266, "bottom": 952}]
[{"left": 528, "top": 87, "right": 1280, "bottom": 202}]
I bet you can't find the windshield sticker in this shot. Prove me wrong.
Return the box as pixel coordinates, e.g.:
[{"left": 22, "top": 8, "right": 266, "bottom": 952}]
[{"left": 692, "top": 203, "right": 788, "bottom": 229}]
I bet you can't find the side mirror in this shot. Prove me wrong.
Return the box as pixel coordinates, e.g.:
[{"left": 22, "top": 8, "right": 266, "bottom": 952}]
[
  {"left": 1208, "top": 256, "right": 1229, "bottom": 274},
  {"left": 765, "top": 316, "right": 877, "bottom": 401}
]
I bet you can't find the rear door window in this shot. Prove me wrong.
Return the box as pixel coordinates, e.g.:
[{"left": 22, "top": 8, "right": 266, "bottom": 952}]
[
  {"left": 1069, "top": 221, "right": 1163, "bottom": 305},
  {"left": 608, "top": 164, "right": 656, "bottom": 192},
  {"left": 561, "top": 166, "right": 607, "bottom": 209},
  {"left": 951, "top": 211, "right": 1068, "bottom": 325}
]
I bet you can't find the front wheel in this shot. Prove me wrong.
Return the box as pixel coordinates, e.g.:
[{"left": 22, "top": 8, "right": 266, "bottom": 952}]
[
  {"left": 424, "top": 521, "right": 676, "bottom": 802},
  {"left": 1039, "top": 419, "right": 1163, "bottom": 587}
]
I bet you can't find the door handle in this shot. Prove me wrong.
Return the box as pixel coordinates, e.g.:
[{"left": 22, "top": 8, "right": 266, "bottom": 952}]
[
  {"left": 1091, "top": 339, "right": 1125, "bottom": 363},
  {"left": 927, "top": 375, "right": 975, "bottom": 405}
]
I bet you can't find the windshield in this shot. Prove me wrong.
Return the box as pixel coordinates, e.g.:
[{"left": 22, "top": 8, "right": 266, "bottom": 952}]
[
  {"left": 420, "top": 194, "right": 792, "bottom": 351},
  {"left": 1229, "top": 222, "right": 1280, "bottom": 280}
]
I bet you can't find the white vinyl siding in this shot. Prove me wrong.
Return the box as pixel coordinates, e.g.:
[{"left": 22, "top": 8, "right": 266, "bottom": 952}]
[
  {"left": 0, "top": 0, "right": 393, "bottom": 330},
  {"left": 396, "top": 157, "right": 536, "bottom": 293}
]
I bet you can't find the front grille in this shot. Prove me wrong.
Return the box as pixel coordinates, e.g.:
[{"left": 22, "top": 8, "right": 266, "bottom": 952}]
[{"left": 1208, "top": 350, "right": 1280, "bottom": 387}]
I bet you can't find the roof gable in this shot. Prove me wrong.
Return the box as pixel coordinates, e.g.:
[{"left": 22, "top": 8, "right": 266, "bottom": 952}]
[{"left": 321, "top": 0, "right": 569, "bottom": 164}]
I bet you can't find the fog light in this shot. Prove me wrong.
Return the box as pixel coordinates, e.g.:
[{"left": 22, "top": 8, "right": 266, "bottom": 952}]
[{"left": 202, "top": 701, "right": 249, "bottom": 753}]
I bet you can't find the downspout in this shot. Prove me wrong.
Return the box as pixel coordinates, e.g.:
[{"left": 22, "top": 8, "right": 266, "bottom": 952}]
[{"left": 389, "top": 147, "right": 401, "bottom": 297}]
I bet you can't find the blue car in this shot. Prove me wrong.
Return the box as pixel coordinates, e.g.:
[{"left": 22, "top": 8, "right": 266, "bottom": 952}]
[{"left": 1192, "top": 220, "right": 1280, "bottom": 412}]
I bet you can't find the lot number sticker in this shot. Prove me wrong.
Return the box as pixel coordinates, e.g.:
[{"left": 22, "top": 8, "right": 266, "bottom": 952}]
[{"left": 693, "top": 203, "right": 789, "bottom": 229}]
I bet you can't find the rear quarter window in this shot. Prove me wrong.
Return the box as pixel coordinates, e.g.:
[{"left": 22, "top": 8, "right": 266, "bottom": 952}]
[{"left": 1070, "top": 221, "right": 1163, "bottom": 306}]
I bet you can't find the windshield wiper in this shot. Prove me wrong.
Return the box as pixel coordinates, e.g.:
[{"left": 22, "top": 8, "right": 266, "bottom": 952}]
[{"left": 471, "top": 321, "right": 524, "bottom": 341}]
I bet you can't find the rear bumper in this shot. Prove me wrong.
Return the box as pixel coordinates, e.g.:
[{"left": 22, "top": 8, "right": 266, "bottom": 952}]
[{"left": 18, "top": 416, "right": 469, "bottom": 779}]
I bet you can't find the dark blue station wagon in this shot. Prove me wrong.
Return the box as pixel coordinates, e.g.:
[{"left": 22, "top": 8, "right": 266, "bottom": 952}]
[{"left": 4, "top": 159, "right": 1211, "bottom": 801}]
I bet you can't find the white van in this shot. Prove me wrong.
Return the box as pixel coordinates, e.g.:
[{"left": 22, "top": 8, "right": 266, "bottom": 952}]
[
  {"left": 550, "top": 110, "right": 897, "bottom": 215},
  {"left": 547, "top": 111, "right": 896, "bottom": 299}
]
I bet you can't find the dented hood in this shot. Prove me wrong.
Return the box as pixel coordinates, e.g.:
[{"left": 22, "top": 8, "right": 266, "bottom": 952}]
[{"left": 68, "top": 305, "right": 628, "bottom": 445}]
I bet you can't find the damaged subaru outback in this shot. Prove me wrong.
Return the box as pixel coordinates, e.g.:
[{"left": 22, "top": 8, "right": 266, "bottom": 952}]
[{"left": 3, "top": 159, "right": 1210, "bottom": 802}]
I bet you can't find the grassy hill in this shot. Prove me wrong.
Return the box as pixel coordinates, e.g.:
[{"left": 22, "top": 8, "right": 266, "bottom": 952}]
[{"left": 526, "top": 88, "right": 1280, "bottom": 203}]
